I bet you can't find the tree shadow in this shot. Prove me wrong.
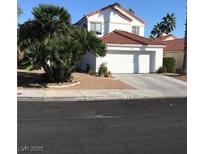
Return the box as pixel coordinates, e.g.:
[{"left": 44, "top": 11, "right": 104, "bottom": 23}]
[{"left": 17, "top": 71, "right": 49, "bottom": 88}]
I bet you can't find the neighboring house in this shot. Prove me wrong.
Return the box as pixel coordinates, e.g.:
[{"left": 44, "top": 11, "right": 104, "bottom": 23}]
[
  {"left": 76, "top": 3, "right": 165, "bottom": 73},
  {"left": 153, "top": 33, "right": 177, "bottom": 41},
  {"left": 163, "top": 38, "right": 185, "bottom": 70},
  {"left": 154, "top": 34, "right": 185, "bottom": 70}
]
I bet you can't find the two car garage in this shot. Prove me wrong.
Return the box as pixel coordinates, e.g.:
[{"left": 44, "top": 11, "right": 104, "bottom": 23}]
[
  {"left": 106, "top": 50, "right": 155, "bottom": 73},
  {"left": 80, "top": 30, "right": 165, "bottom": 74}
]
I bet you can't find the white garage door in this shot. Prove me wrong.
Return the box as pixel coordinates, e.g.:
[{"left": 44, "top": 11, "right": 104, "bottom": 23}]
[
  {"left": 106, "top": 52, "right": 134, "bottom": 73},
  {"left": 106, "top": 51, "right": 151, "bottom": 73}
]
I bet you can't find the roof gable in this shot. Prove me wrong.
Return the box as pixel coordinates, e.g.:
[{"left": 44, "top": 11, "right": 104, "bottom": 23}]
[
  {"left": 113, "top": 3, "right": 145, "bottom": 24},
  {"left": 76, "top": 3, "right": 145, "bottom": 25},
  {"left": 88, "top": 6, "right": 133, "bottom": 22}
]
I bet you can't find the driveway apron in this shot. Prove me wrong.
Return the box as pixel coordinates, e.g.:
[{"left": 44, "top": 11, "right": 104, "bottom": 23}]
[{"left": 113, "top": 74, "right": 187, "bottom": 98}]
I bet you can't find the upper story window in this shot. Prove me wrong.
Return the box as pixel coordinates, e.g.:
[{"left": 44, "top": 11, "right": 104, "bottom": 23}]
[
  {"left": 132, "top": 26, "right": 140, "bottom": 35},
  {"left": 90, "top": 22, "right": 102, "bottom": 35}
]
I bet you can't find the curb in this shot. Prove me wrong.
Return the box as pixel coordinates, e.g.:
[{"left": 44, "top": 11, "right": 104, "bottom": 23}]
[
  {"left": 17, "top": 97, "right": 44, "bottom": 102},
  {"left": 18, "top": 96, "right": 187, "bottom": 102}
]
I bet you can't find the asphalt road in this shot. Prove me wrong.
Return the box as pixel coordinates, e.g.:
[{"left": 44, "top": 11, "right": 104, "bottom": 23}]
[{"left": 18, "top": 98, "right": 187, "bottom": 154}]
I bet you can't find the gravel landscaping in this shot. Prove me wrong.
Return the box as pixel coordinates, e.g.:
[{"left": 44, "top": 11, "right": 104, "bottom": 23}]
[{"left": 17, "top": 69, "right": 134, "bottom": 89}]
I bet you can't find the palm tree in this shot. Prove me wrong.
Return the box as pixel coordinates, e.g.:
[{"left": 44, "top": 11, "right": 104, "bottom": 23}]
[
  {"left": 162, "top": 13, "right": 176, "bottom": 34},
  {"left": 18, "top": 4, "right": 71, "bottom": 49},
  {"left": 18, "top": 4, "right": 106, "bottom": 82},
  {"left": 69, "top": 26, "right": 106, "bottom": 57},
  {"left": 150, "top": 22, "right": 163, "bottom": 38},
  {"left": 150, "top": 13, "right": 176, "bottom": 38},
  {"left": 48, "top": 28, "right": 106, "bottom": 81},
  {"left": 18, "top": 4, "right": 71, "bottom": 81},
  {"left": 32, "top": 4, "right": 71, "bottom": 40},
  {"left": 128, "top": 8, "right": 135, "bottom": 14}
]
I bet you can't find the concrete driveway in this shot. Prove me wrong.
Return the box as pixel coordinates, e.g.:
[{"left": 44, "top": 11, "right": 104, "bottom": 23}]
[{"left": 113, "top": 74, "right": 187, "bottom": 98}]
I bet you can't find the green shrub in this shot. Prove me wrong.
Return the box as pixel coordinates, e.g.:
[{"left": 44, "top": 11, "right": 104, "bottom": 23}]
[
  {"left": 98, "top": 63, "right": 108, "bottom": 77},
  {"left": 163, "top": 57, "right": 176, "bottom": 73},
  {"left": 157, "top": 66, "right": 167, "bottom": 73}
]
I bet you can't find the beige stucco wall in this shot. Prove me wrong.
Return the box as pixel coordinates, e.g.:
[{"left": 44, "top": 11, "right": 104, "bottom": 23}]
[{"left": 164, "top": 51, "right": 184, "bottom": 69}]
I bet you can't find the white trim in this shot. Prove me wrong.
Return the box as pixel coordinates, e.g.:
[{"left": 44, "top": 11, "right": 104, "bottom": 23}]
[
  {"left": 114, "top": 4, "right": 145, "bottom": 25},
  {"left": 106, "top": 43, "right": 166, "bottom": 48}
]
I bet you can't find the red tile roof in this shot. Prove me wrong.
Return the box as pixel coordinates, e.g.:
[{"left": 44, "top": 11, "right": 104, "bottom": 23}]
[
  {"left": 76, "top": 3, "right": 145, "bottom": 24},
  {"left": 163, "top": 38, "right": 185, "bottom": 52},
  {"left": 101, "top": 30, "right": 165, "bottom": 45}
]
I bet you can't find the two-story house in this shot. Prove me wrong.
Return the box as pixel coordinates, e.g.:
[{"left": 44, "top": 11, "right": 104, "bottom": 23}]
[{"left": 76, "top": 3, "right": 165, "bottom": 73}]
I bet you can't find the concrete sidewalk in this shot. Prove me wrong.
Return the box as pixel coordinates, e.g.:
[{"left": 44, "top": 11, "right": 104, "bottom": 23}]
[{"left": 17, "top": 88, "right": 186, "bottom": 102}]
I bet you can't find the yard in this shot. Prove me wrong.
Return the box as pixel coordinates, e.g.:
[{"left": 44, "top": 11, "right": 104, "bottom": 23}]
[{"left": 17, "top": 69, "right": 134, "bottom": 89}]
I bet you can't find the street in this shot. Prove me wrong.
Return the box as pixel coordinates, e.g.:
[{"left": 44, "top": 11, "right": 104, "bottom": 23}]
[{"left": 18, "top": 98, "right": 187, "bottom": 154}]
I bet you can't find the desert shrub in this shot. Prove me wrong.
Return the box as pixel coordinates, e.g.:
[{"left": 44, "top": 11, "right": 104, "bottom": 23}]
[
  {"left": 98, "top": 63, "right": 108, "bottom": 77},
  {"left": 157, "top": 66, "right": 167, "bottom": 73},
  {"left": 163, "top": 57, "right": 176, "bottom": 73}
]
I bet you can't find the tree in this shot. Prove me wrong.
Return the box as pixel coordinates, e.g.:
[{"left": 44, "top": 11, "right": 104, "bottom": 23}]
[
  {"left": 69, "top": 26, "right": 106, "bottom": 57},
  {"left": 18, "top": 4, "right": 106, "bottom": 82},
  {"left": 150, "top": 13, "right": 176, "bottom": 38},
  {"left": 18, "top": 4, "right": 71, "bottom": 81},
  {"left": 162, "top": 13, "right": 176, "bottom": 34},
  {"left": 18, "top": 4, "right": 71, "bottom": 49},
  {"left": 18, "top": 5, "right": 23, "bottom": 17},
  {"left": 150, "top": 22, "right": 163, "bottom": 38},
  {"left": 128, "top": 8, "right": 135, "bottom": 14}
]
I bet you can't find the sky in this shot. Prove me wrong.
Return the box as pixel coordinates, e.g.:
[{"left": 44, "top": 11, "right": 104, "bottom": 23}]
[{"left": 18, "top": 0, "right": 186, "bottom": 38}]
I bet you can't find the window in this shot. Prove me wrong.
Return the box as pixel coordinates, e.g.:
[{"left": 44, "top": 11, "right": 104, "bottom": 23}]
[
  {"left": 90, "top": 22, "right": 102, "bottom": 35},
  {"left": 132, "top": 26, "right": 140, "bottom": 35}
]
